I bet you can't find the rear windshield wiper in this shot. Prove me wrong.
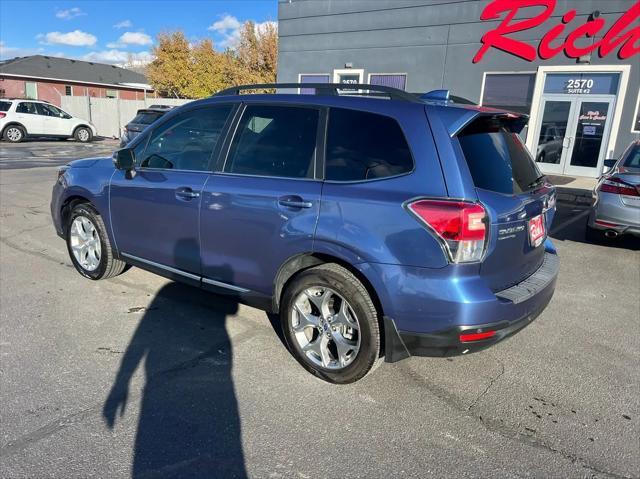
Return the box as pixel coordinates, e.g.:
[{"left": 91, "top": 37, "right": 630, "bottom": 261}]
[{"left": 526, "top": 175, "right": 546, "bottom": 190}]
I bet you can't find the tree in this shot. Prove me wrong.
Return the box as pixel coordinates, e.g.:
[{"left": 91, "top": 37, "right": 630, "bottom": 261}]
[
  {"left": 234, "top": 21, "right": 278, "bottom": 84},
  {"left": 146, "top": 22, "right": 278, "bottom": 98},
  {"left": 146, "top": 31, "right": 191, "bottom": 98},
  {"left": 183, "top": 39, "right": 226, "bottom": 98}
]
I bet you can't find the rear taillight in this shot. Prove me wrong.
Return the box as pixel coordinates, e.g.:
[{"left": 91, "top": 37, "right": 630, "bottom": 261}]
[
  {"left": 599, "top": 177, "right": 640, "bottom": 197},
  {"left": 0, "top": 112, "right": 6, "bottom": 119},
  {"left": 407, "top": 199, "right": 487, "bottom": 263},
  {"left": 459, "top": 330, "right": 497, "bottom": 342}
]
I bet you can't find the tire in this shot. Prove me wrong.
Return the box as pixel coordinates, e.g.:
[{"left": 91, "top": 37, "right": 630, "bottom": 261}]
[
  {"left": 280, "top": 263, "right": 381, "bottom": 384},
  {"left": 3, "top": 125, "right": 25, "bottom": 143},
  {"left": 74, "top": 126, "right": 93, "bottom": 143},
  {"left": 66, "top": 203, "right": 126, "bottom": 280}
]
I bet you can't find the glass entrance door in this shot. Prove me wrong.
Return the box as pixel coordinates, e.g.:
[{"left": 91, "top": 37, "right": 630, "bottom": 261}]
[
  {"left": 564, "top": 98, "right": 614, "bottom": 177},
  {"left": 533, "top": 96, "right": 614, "bottom": 178},
  {"left": 534, "top": 98, "right": 575, "bottom": 175}
]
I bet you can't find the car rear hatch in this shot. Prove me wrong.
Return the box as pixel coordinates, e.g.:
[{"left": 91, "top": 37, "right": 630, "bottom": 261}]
[
  {"left": 126, "top": 110, "right": 166, "bottom": 134},
  {"left": 456, "top": 114, "right": 556, "bottom": 292}
]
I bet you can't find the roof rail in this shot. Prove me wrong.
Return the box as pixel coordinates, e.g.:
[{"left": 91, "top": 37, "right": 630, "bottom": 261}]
[
  {"left": 0, "top": 97, "right": 51, "bottom": 103},
  {"left": 213, "top": 83, "right": 421, "bottom": 103}
]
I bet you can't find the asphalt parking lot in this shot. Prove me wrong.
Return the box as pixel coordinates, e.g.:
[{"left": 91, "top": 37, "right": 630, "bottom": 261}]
[
  {"left": 0, "top": 141, "right": 638, "bottom": 478},
  {"left": 0, "top": 138, "right": 120, "bottom": 170}
]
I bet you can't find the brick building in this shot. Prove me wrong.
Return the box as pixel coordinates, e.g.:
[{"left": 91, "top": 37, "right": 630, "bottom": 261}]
[{"left": 0, "top": 55, "right": 155, "bottom": 107}]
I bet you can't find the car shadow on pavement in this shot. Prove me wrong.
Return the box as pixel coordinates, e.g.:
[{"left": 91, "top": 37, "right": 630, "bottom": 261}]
[
  {"left": 102, "top": 246, "right": 248, "bottom": 477},
  {"left": 550, "top": 203, "right": 640, "bottom": 250}
]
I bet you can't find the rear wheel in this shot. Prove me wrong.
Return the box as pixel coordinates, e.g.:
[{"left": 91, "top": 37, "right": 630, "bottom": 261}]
[
  {"left": 66, "top": 203, "right": 126, "bottom": 280},
  {"left": 281, "top": 263, "right": 381, "bottom": 384},
  {"left": 3, "top": 125, "right": 25, "bottom": 143},
  {"left": 74, "top": 126, "right": 92, "bottom": 143}
]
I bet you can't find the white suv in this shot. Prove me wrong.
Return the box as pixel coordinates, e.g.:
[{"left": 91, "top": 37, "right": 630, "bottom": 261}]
[{"left": 0, "top": 99, "right": 97, "bottom": 143}]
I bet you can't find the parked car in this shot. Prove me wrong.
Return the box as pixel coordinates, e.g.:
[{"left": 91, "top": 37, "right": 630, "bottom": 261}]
[
  {"left": 51, "top": 83, "right": 559, "bottom": 384},
  {"left": 119, "top": 105, "right": 173, "bottom": 147},
  {"left": 587, "top": 140, "right": 640, "bottom": 240},
  {"left": 0, "top": 98, "right": 96, "bottom": 143},
  {"left": 536, "top": 125, "right": 565, "bottom": 164}
]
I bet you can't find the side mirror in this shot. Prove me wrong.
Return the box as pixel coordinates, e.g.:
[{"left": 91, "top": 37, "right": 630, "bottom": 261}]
[
  {"left": 113, "top": 148, "right": 135, "bottom": 171},
  {"left": 602, "top": 158, "right": 617, "bottom": 174}
]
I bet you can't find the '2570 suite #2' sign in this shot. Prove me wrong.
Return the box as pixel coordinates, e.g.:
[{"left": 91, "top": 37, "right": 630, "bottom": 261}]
[{"left": 473, "top": 0, "right": 640, "bottom": 63}]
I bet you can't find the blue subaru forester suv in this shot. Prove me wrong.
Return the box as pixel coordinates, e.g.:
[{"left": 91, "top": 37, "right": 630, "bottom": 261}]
[{"left": 51, "top": 83, "right": 559, "bottom": 384}]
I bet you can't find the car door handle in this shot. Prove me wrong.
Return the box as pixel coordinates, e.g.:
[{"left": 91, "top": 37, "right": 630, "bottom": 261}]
[
  {"left": 175, "top": 187, "right": 200, "bottom": 200},
  {"left": 278, "top": 196, "right": 313, "bottom": 209}
]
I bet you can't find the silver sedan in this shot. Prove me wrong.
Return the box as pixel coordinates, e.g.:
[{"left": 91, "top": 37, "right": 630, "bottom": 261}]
[{"left": 588, "top": 141, "right": 640, "bottom": 239}]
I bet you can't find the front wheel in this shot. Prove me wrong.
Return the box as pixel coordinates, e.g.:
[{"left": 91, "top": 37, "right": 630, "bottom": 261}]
[
  {"left": 281, "top": 263, "right": 381, "bottom": 384},
  {"left": 66, "top": 203, "right": 126, "bottom": 279},
  {"left": 74, "top": 127, "right": 93, "bottom": 143}
]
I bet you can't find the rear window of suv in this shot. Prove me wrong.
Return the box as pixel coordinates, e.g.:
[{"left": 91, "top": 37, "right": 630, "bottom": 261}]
[
  {"left": 131, "top": 111, "right": 165, "bottom": 125},
  {"left": 325, "top": 108, "right": 413, "bottom": 181},
  {"left": 0, "top": 101, "right": 11, "bottom": 112},
  {"left": 458, "top": 117, "right": 542, "bottom": 195}
]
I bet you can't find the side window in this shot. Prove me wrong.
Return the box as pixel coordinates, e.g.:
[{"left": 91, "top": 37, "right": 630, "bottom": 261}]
[
  {"left": 37, "top": 103, "right": 69, "bottom": 118},
  {"left": 136, "top": 105, "right": 232, "bottom": 171},
  {"left": 224, "top": 105, "right": 319, "bottom": 179},
  {"left": 325, "top": 108, "right": 413, "bottom": 181},
  {"left": 16, "top": 102, "right": 37, "bottom": 114}
]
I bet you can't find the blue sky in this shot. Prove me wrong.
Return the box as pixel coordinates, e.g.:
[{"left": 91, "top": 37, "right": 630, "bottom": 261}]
[{"left": 0, "top": 0, "right": 277, "bottom": 64}]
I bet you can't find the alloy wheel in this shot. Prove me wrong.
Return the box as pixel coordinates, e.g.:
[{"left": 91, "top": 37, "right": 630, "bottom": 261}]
[
  {"left": 290, "top": 286, "right": 361, "bottom": 369},
  {"left": 69, "top": 216, "right": 102, "bottom": 271},
  {"left": 6, "top": 127, "right": 22, "bottom": 142},
  {"left": 77, "top": 129, "right": 90, "bottom": 142}
]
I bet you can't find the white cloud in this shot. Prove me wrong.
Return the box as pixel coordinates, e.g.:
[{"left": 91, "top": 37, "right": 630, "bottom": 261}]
[
  {"left": 113, "top": 19, "right": 133, "bottom": 29},
  {"left": 208, "top": 14, "right": 241, "bottom": 33},
  {"left": 208, "top": 15, "right": 277, "bottom": 49},
  {"left": 39, "top": 30, "right": 97, "bottom": 47},
  {"left": 208, "top": 14, "right": 242, "bottom": 49},
  {"left": 0, "top": 41, "right": 44, "bottom": 59},
  {"left": 55, "top": 7, "right": 86, "bottom": 20},
  {"left": 106, "top": 31, "right": 153, "bottom": 48},
  {"left": 255, "top": 20, "right": 277, "bottom": 35},
  {"left": 81, "top": 49, "right": 153, "bottom": 65}
]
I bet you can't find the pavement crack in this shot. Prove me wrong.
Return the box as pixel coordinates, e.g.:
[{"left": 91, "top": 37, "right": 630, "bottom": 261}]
[
  {"left": 467, "top": 357, "right": 505, "bottom": 411},
  {"left": 477, "top": 415, "right": 631, "bottom": 479}
]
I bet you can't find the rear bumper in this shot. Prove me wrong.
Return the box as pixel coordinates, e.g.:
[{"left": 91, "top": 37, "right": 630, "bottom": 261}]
[
  {"left": 381, "top": 250, "right": 559, "bottom": 361},
  {"left": 589, "top": 192, "right": 640, "bottom": 237}
]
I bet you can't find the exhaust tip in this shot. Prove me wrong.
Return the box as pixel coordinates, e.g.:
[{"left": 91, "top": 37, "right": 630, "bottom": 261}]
[{"left": 605, "top": 230, "right": 619, "bottom": 238}]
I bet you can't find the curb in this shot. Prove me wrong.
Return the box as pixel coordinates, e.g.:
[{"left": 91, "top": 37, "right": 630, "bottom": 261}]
[{"left": 556, "top": 187, "right": 594, "bottom": 206}]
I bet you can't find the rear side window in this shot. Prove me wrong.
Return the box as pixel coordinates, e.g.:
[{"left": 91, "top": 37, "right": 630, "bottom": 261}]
[
  {"left": 325, "top": 108, "right": 413, "bottom": 181},
  {"left": 137, "top": 105, "right": 231, "bottom": 171},
  {"left": 131, "top": 111, "right": 164, "bottom": 125},
  {"left": 622, "top": 144, "right": 640, "bottom": 168},
  {"left": 0, "top": 101, "right": 11, "bottom": 112},
  {"left": 458, "top": 118, "right": 541, "bottom": 195},
  {"left": 225, "top": 105, "right": 319, "bottom": 179},
  {"left": 16, "top": 102, "right": 37, "bottom": 114}
]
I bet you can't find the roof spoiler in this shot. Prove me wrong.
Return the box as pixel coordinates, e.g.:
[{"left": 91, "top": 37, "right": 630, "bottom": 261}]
[
  {"left": 428, "top": 106, "right": 529, "bottom": 137},
  {"left": 419, "top": 90, "right": 450, "bottom": 102}
]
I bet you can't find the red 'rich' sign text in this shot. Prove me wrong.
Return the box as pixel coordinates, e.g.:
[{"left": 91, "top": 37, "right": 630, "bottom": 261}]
[{"left": 473, "top": 0, "right": 640, "bottom": 63}]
